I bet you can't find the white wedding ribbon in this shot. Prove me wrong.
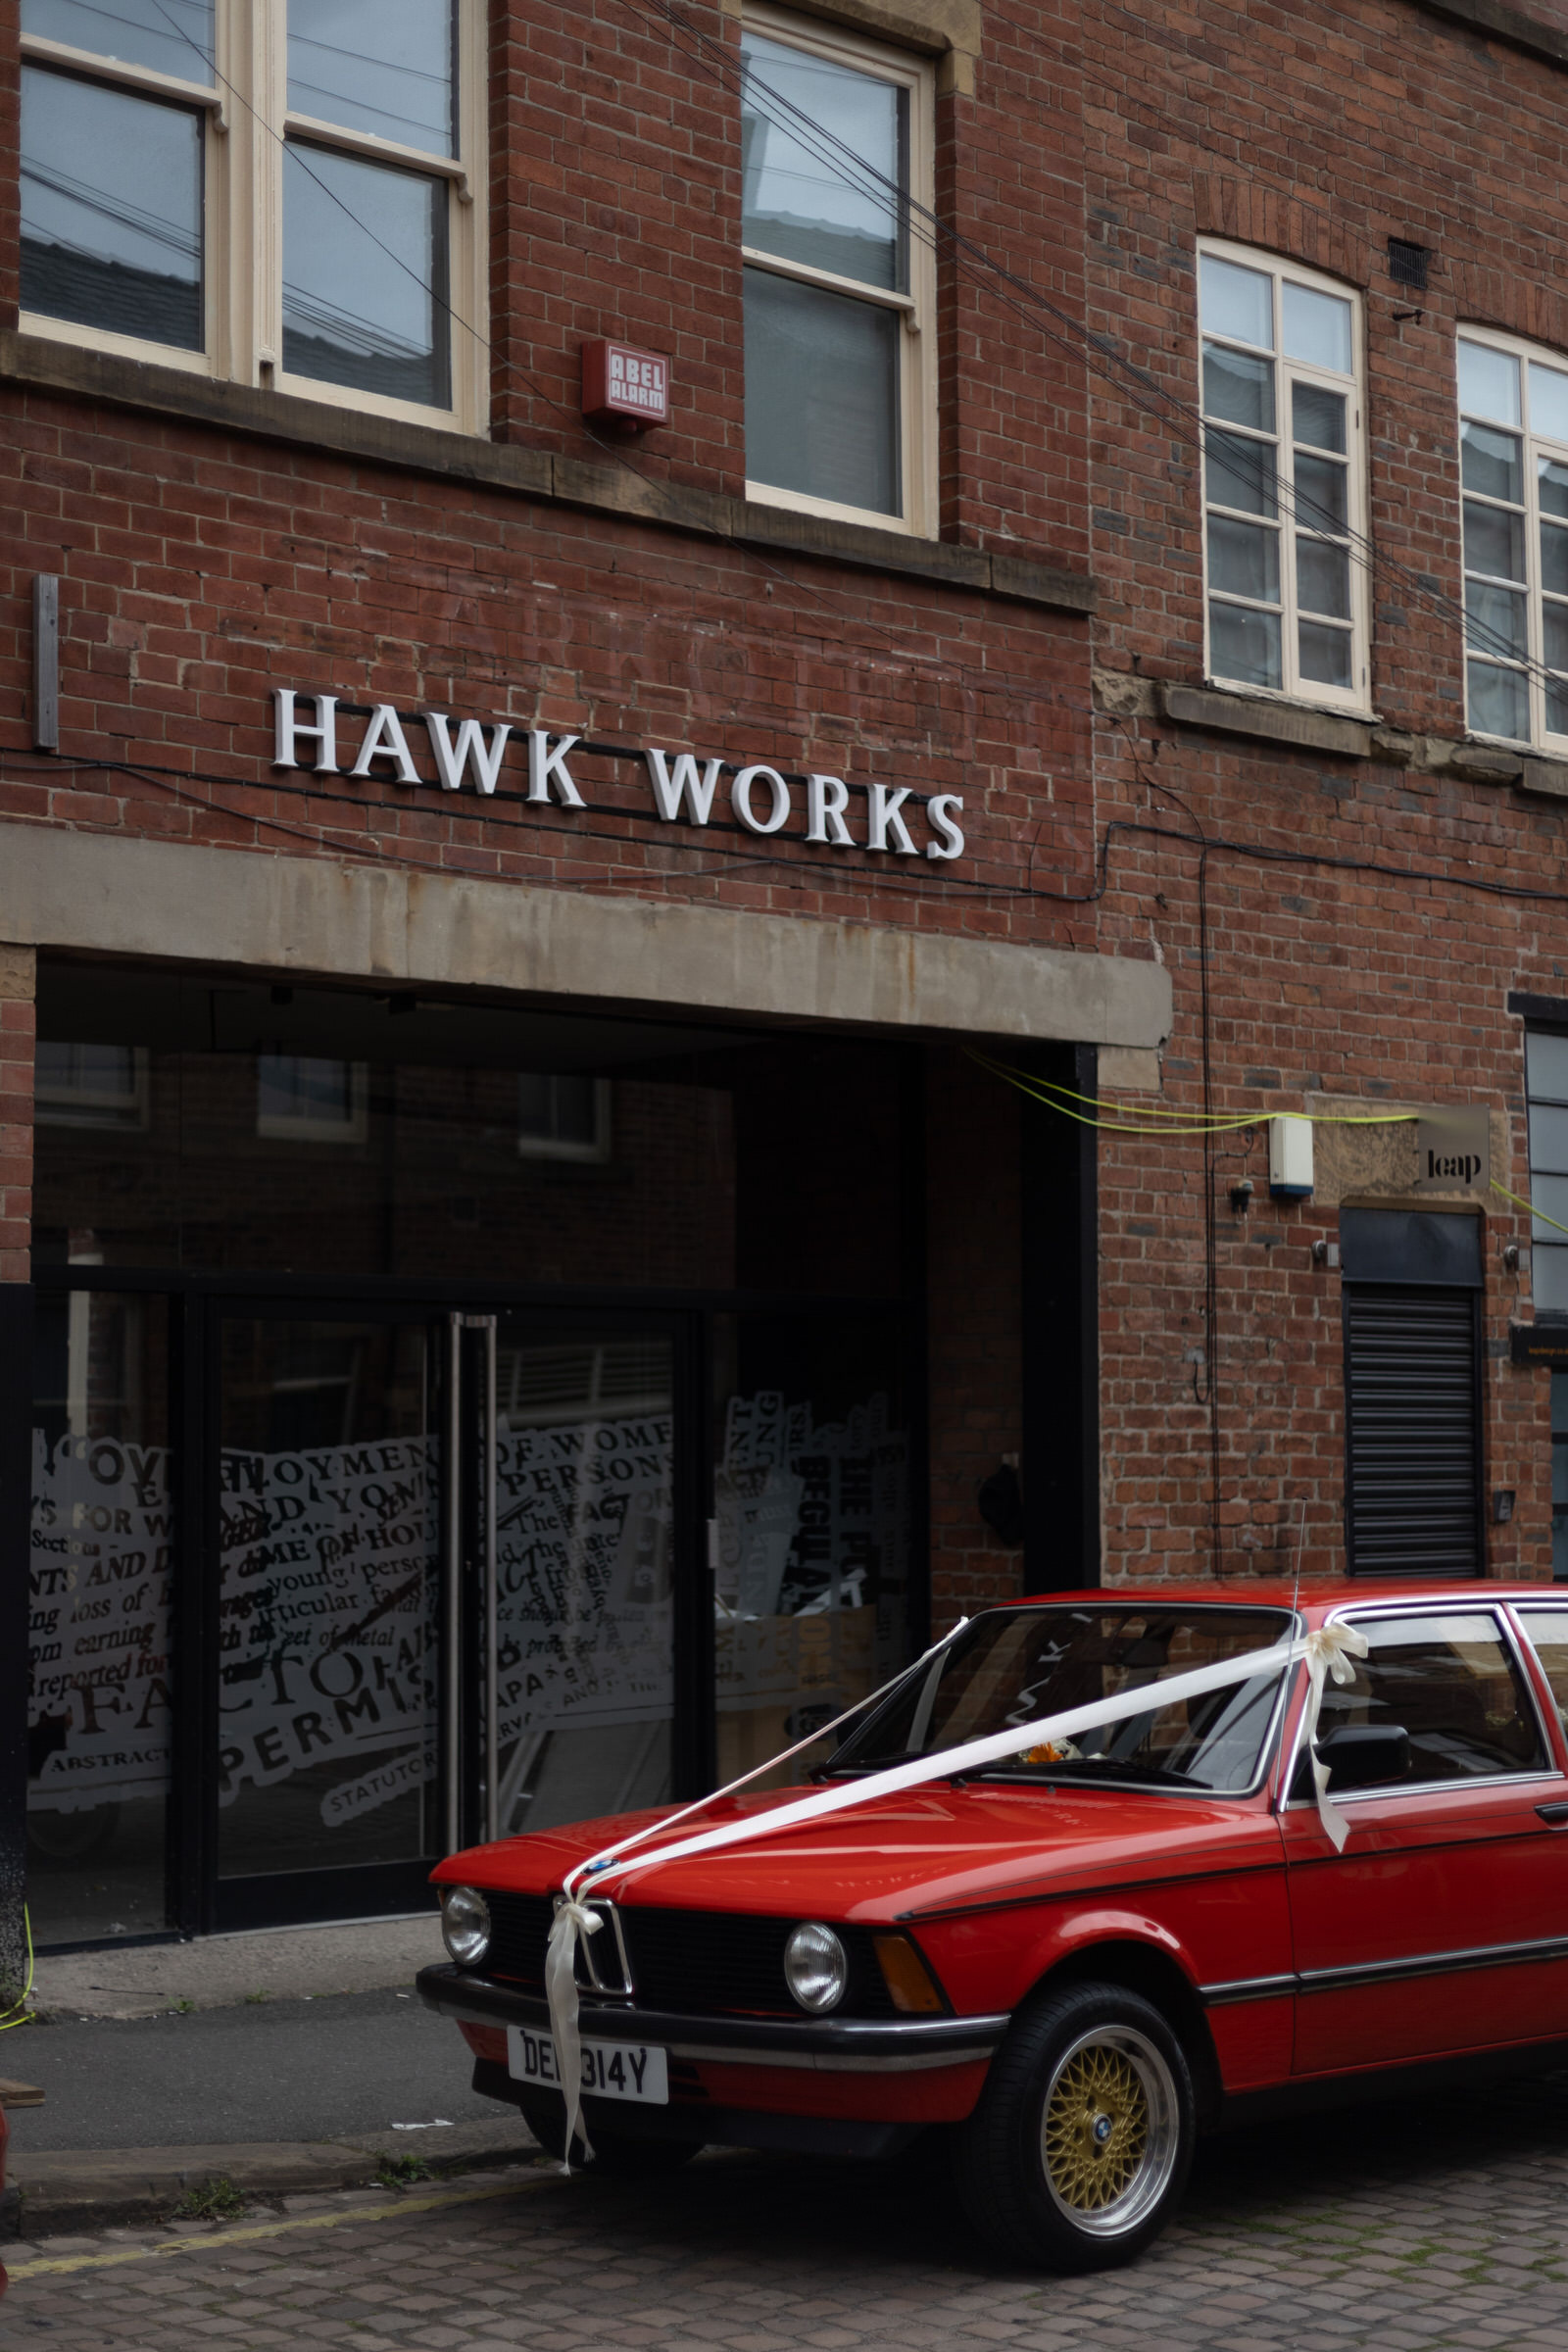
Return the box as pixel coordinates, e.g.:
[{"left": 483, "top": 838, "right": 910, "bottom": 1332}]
[
  {"left": 545, "top": 1897, "right": 604, "bottom": 2166},
  {"left": 543, "top": 1618, "right": 1371, "bottom": 2168}
]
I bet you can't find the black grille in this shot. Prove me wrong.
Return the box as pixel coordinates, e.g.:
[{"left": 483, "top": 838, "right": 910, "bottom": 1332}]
[
  {"left": 478, "top": 1892, "right": 897, "bottom": 2018},
  {"left": 486, "top": 1889, "right": 555, "bottom": 1991},
  {"left": 1387, "top": 238, "right": 1430, "bottom": 291}
]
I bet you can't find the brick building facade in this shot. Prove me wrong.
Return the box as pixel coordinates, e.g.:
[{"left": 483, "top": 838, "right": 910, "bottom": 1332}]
[{"left": 2, "top": 0, "right": 1565, "bottom": 1968}]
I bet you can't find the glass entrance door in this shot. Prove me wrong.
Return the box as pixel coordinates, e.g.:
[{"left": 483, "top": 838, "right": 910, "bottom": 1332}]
[
  {"left": 214, "top": 1311, "right": 442, "bottom": 1928},
  {"left": 488, "top": 1317, "right": 678, "bottom": 1838}
]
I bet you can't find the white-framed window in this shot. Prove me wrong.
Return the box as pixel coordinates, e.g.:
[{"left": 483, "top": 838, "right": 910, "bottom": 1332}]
[
  {"left": 1526, "top": 1029, "right": 1568, "bottom": 1314},
  {"left": 517, "top": 1075, "right": 611, "bottom": 1163},
  {"left": 35, "top": 1041, "right": 149, "bottom": 1129},
  {"left": 257, "top": 1054, "right": 367, "bottom": 1142},
  {"left": 740, "top": 4, "right": 936, "bottom": 537},
  {"left": 1198, "top": 242, "right": 1367, "bottom": 708},
  {"left": 1457, "top": 327, "right": 1568, "bottom": 748},
  {"left": 18, "top": 0, "right": 488, "bottom": 433}
]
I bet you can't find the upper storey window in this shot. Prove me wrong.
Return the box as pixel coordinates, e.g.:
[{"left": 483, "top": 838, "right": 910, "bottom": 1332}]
[
  {"left": 741, "top": 6, "right": 935, "bottom": 537},
  {"left": 1198, "top": 244, "right": 1367, "bottom": 709},
  {"left": 18, "top": 0, "right": 487, "bottom": 431},
  {"left": 1459, "top": 330, "right": 1568, "bottom": 749}
]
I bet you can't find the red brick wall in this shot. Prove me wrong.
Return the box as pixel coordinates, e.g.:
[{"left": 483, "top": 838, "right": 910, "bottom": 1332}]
[{"left": 1084, "top": 0, "right": 1568, "bottom": 1586}]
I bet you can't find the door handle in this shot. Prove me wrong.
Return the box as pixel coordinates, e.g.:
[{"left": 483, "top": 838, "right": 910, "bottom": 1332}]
[{"left": 1536, "top": 1801, "right": 1568, "bottom": 1827}]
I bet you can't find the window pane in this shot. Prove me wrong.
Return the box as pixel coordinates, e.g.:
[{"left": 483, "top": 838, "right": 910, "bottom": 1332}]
[
  {"left": 257, "top": 1054, "right": 356, "bottom": 1129},
  {"left": 1209, "top": 600, "right": 1282, "bottom": 688},
  {"left": 1298, "top": 535, "right": 1350, "bottom": 618},
  {"left": 1201, "top": 343, "right": 1273, "bottom": 431},
  {"left": 1315, "top": 1613, "right": 1544, "bottom": 1785},
  {"left": 744, "top": 266, "right": 899, "bottom": 515},
  {"left": 1528, "top": 1032, "right": 1568, "bottom": 1106},
  {"left": 1543, "top": 459, "right": 1568, "bottom": 520},
  {"left": 1532, "top": 360, "right": 1568, "bottom": 444},
  {"left": 21, "top": 68, "right": 202, "bottom": 349},
  {"left": 1549, "top": 680, "right": 1568, "bottom": 738},
  {"left": 1461, "top": 419, "right": 1523, "bottom": 503},
  {"left": 1544, "top": 529, "right": 1568, "bottom": 602},
  {"left": 1203, "top": 427, "right": 1277, "bottom": 516},
  {"left": 282, "top": 142, "right": 449, "bottom": 407},
  {"left": 741, "top": 31, "right": 902, "bottom": 291},
  {"left": 1199, "top": 253, "right": 1273, "bottom": 348},
  {"left": 1466, "top": 578, "right": 1528, "bottom": 659},
  {"left": 287, "top": 0, "right": 454, "bottom": 158},
  {"left": 1531, "top": 1171, "right": 1568, "bottom": 1243},
  {"left": 1282, "top": 281, "right": 1352, "bottom": 373},
  {"left": 1293, "top": 380, "right": 1346, "bottom": 453},
  {"left": 1467, "top": 659, "right": 1529, "bottom": 739},
  {"left": 1206, "top": 514, "right": 1278, "bottom": 603},
  {"left": 24, "top": 0, "right": 213, "bottom": 79},
  {"left": 1298, "top": 618, "right": 1353, "bottom": 687},
  {"left": 1464, "top": 498, "right": 1526, "bottom": 582},
  {"left": 1529, "top": 1100, "right": 1568, "bottom": 1166},
  {"left": 1545, "top": 603, "right": 1568, "bottom": 671},
  {"left": 1294, "top": 451, "right": 1348, "bottom": 532},
  {"left": 517, "top": 1073, "right": 600, "bottom": 1151},
  {"left": 1459, "top": 338, "right": 1522, "bottom": 426},
  {"left": 1538, "top": 1244, "right": 1568, "bottom": 1313}
]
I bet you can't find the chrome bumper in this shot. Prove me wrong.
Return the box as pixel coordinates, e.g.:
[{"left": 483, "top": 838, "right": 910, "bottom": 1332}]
[{"left": 416, "top": 1963, "right": 1008, "bottom": 2072}]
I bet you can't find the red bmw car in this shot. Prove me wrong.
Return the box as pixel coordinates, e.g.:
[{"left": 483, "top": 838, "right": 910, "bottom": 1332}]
[{"left": 419, "top": 1582, "right": 1568, "bottom": 2271}]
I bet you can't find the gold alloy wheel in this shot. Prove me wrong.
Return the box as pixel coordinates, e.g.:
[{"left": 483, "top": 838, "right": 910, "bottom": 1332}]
[{"left": 1038, "top": 2025, "right": 1180, "bottom": 2238}]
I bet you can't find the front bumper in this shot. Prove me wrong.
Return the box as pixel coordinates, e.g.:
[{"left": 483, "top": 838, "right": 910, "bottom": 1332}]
[
  {"left": 416, "top": 1962, "right": 1008, "bottom": 2072},
  {"left": 417, "top": 1963, "right": 1007, "bottom": 2147}
]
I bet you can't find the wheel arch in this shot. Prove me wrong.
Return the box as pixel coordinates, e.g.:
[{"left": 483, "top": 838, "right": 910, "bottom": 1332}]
[{"left": 1027, "top": 1937, "right": 1224, "bottom": 2130}]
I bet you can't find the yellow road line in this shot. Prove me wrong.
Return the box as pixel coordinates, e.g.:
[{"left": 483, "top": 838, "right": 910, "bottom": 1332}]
[{"left": 2, "top": 2173, "right": 557, "bottom": 2280}]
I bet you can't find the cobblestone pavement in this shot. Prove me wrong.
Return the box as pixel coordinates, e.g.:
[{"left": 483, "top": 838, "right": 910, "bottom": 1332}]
[{"left": 11, "top": 2077, "right": 1568, "bottom": 2350}]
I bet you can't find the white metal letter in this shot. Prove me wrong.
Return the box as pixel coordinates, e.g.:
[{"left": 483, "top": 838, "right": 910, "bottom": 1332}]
[
  {"left": 925, "top": 793, "right": 965, "bottom": 861},
  {"left": 350, "top": 704, "right": 419, "bottom": 784},
  {"left": 806, "top": 774, "right": 853, "bottom": 846},
  {"left": 527, "top": 730, "right": 585, "bottom": 807},
  {"left": 644, "top": 749, "right": 723, "bottom": 825},
  {"left": 272, "top": 688, "right": 338, "bottom": 772},
  {"left": 732, "top": 764, "right": 790, "bottom": 836},
  {"left": 424, "top": 713, "right": 514, "bottom": 795},
  {"left": 867, "top": 782, "right": 917, "bottom": 855}
]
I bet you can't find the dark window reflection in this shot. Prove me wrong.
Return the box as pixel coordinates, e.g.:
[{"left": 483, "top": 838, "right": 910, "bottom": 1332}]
[
  {"left": 32, "top": 964, "right": 909, "bottom": 1298},
  {"left": 282, "top": 141, "right": 448, "bottom": 407}
]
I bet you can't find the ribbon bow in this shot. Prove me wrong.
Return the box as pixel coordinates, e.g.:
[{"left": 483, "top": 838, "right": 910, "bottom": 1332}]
[
  {"left": 1301, "top": 1622, "right": 1371, "bottom": 1851},
  {"left": 544, "top": 1898, "right": 603, "bottom": 2172}
]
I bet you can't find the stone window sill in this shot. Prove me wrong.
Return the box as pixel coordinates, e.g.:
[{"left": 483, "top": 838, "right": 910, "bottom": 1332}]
[
  {"left": 1157, "top": 682, "right": 1376, "bottom": 758},
  {"left": 0, "top": 330, "right": 1096, "bottom": 617}
]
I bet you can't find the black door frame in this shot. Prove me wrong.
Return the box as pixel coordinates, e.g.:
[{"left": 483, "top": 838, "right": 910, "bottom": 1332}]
[{"left": 28, "top": 1265, "right": 917, "bottom": 1944}]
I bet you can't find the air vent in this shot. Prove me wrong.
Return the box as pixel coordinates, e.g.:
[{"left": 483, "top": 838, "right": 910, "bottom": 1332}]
[{"left": 1388, "top": 238, "right": 1430, "bottom": 291}]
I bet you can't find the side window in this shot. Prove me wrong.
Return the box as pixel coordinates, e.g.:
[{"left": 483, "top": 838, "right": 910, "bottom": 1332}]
[
  {"left": 1458, "top": 330, "right": 1568, "bottom": 749},
  {"left": 1311, "top": 1611, "right": 1545, "bottom": 1788},
  {"left": 1515, "top": 1610, "right": 1568, "bottom": 1730},
  {"left": 740, "top": 5, "right": 935, "bottom": 536},
  {"left": 1198, "top": 243, "right": 1366, "bottom": 708}
]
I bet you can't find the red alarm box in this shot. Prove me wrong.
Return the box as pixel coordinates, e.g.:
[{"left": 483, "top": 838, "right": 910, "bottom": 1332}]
[{"left": 581, "top": 339, "right": 670, "bottom": 429}]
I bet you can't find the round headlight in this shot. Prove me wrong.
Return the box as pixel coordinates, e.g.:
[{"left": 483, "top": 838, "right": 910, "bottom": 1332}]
[
  {"left": 441, "top": 1885, "right": 491, "bottom": 1967},
  {"left": 784, "top": 1921, "right": 847, "bottom": 2014}
]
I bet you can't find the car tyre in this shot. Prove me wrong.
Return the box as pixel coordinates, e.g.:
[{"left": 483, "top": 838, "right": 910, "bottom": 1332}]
[
  {"left": 954, "top": 1981, "right": 1195, "bottom": 2273},
  {"left": 518, "top": 2096, "right": 704, "bottom": 2178}
]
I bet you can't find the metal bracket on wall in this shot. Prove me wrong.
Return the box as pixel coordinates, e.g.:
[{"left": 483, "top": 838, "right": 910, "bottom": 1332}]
[{"left": 33, "top": 574, "right": 58, "bottom": 753}]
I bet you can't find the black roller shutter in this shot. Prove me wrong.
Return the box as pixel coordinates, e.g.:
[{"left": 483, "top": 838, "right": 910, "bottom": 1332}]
[{"left": 1344, "top": 1285, "right": 1483, "bottom": 1577}]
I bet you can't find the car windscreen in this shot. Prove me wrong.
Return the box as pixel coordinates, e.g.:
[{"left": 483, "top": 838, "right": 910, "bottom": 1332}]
[{"left": 827, "top": 1606, "right": 1295, "bottom": 1795}]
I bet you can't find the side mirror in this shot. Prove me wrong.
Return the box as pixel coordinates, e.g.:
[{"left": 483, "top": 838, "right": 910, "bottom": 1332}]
[{"left": 1293, "top": 1723, "right": 1409, "bottom": 1797}]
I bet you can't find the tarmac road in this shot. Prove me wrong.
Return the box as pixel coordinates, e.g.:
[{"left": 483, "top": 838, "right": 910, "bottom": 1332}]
[{"left": 8, "top": 1988, "right": 499, "bottom": 2150}]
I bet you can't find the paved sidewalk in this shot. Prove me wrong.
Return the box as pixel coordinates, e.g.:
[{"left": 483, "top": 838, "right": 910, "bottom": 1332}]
[
  {"left": 10, "top": 2074, "right": 1568, "bottom": 2348},
  {"left": 29, "top": 1914, "right": 446, "bottom": 2020}
]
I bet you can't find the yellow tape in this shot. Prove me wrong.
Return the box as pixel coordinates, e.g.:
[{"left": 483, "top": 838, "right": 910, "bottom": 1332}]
[
  {"left": 0, "top": 1907, "right": 34, "bottom": 2034},
  {"left": 1492, "top": 1177, "right": 1568, "bottom": 1239},
  {"left": 1, "top": 2173, "right": 556, "bottom": 2281},
  {"left": 969, "top": 1051, "right": 1423, "bottom": 1135}
]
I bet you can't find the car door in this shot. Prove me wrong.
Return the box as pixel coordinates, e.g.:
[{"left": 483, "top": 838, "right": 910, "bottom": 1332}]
[{"left": 1281, "top": 1603, "right": 1568, "bottom": 2077}]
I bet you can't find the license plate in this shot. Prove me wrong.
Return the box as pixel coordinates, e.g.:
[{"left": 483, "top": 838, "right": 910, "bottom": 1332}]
[{"left": 507, "top": 2025, "right": 668, "bottom": 2104}]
